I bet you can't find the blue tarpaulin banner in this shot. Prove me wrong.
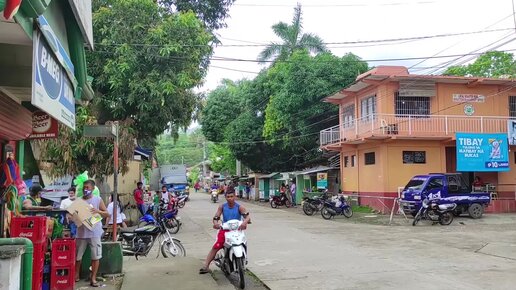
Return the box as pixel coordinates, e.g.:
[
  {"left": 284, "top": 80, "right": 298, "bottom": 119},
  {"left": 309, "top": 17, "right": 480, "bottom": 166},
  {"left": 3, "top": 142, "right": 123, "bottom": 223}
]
[{"left": 456, "top": 132, "right": 509, "bottom": 172}]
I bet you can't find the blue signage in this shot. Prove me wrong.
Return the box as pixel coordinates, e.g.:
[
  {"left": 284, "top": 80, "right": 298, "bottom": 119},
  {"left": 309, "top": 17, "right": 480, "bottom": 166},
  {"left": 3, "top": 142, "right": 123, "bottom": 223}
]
[
  {"left": 456, "top": 133, "right": 509, "bottom": 172},
  {"left": 31, "top": 16, "right": 76, "bottom": 129}
]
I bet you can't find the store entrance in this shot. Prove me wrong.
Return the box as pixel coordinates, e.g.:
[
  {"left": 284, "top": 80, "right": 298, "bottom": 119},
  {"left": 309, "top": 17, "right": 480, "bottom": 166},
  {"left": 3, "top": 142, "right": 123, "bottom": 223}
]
[{"left": 445, "top": 146, "right": 474, "bottom": 186}]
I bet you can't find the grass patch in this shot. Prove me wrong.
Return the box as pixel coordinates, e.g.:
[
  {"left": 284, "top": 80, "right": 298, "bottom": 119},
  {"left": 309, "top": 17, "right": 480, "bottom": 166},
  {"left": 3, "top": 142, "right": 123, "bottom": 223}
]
[{"left": 352, "top": 205, "right": 374, "bottom": 213}]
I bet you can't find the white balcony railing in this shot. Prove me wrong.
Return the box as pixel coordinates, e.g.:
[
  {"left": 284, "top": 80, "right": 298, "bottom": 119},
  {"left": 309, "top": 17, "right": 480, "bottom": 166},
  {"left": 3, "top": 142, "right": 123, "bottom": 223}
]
[{"left": 320, "top": 114, "right": 515, "bottom": 146}]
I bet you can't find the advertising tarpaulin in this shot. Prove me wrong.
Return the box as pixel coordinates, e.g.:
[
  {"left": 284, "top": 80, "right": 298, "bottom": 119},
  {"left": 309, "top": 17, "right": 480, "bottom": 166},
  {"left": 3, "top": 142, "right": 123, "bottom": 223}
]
[
  {"left": 456, "top": 132, "right": 509, "bottom": 172},
  {"left": 29, "top": 111, "right": 58, "bottom": 139},
  {"left": 317, "top": 173, "right": 328, "bottom": 189}
]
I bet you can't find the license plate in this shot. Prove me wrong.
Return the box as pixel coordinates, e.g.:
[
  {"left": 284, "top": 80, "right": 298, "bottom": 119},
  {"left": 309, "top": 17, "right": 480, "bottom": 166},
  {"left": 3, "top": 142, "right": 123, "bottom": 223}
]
[{"left": 414, "top": 195, "right": 421, "bottom": 200}]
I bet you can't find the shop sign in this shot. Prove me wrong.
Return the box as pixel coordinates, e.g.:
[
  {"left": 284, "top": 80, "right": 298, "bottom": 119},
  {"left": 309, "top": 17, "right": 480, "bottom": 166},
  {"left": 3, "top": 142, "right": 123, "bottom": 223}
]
[
  {"left": 31, "top": 16, "right": 76, "bottom": 130},
  {"left": 456, "top": 132, "right": 509, "bottom": 172},
  {"left": 317, "top": 172, "right": 328, "bottom": 189},
  {"left": 29, "top": 111, "right": 58, "bottom": 139},
  {"left": 452, "top": 94, "right": 485, "bottom": 103}
]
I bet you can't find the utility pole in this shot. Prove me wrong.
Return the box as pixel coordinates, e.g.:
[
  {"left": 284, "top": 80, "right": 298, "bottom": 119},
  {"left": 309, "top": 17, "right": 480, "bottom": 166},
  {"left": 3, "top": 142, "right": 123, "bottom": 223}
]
[
  {"left": 203, "top": 141, "right": 207, "bottom": 178},
  {"left": 512, "top": 0, "right": 516, "bottom": 33}
]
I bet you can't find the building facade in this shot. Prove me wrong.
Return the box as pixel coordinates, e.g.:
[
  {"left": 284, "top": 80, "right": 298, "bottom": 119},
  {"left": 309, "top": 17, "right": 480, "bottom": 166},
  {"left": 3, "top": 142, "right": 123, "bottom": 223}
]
[
  {"left": 320, "top": 66, "right": 516, "bottom": 213},
  {"left": 0, "top": 0, "right": 93, "bottom": 172}
]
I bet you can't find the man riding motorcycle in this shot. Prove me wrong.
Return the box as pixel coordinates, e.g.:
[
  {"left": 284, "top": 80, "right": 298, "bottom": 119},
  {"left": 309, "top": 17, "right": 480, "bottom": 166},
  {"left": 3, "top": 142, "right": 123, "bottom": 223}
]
[{"left": 199, "top": 186, "right": 250, "bottom": 274}]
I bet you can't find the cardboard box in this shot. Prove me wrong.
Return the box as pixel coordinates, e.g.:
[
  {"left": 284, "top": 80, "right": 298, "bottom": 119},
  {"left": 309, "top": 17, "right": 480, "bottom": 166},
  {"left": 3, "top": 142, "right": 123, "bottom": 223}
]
[{"left": 65, "top": 198, "right": 102, "bottom": 231}]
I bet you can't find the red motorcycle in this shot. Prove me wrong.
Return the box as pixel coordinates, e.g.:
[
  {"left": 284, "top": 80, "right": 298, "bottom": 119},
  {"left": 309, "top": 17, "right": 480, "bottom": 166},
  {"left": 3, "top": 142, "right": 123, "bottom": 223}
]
[{"left": 270, "top": 192, "right": 292, "bottom": 208}]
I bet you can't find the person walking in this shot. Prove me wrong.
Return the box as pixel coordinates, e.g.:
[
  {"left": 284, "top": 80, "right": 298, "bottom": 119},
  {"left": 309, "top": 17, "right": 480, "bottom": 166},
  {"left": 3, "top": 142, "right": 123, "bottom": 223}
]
[
  {"left": 75, "top": 180, "right": 110, "bottom": 287},
  {"left": 290, "top": 180, "right": 297, "bottom": 207},
  {"left": 133, "top": 182, "right": 145, "bottom": 216}
]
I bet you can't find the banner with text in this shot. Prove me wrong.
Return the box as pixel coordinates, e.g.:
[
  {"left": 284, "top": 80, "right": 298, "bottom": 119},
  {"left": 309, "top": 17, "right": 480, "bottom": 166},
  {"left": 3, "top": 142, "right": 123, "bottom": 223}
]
[
  {"left": 317, "top": 173, "right": 328, "bottom": 189},
  {"left": 456, "top": 132, "right": 509, "bottom": 172}
]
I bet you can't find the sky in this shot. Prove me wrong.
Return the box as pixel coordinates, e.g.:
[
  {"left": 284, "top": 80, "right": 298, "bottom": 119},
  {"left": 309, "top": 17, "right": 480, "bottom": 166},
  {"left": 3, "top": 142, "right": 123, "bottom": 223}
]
[{"left": 201, "top": 0, "right": 516, "bottom": 92}]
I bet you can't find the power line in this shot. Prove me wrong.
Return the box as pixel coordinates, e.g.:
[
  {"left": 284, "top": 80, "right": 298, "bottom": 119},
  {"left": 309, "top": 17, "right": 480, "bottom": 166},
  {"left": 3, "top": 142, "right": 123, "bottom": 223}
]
[
  {"left": 93, "top": 27, "right": 514, "bottom": 48},
  {"left": 233, "top": 1, "right": 440, "bottom": 8}
]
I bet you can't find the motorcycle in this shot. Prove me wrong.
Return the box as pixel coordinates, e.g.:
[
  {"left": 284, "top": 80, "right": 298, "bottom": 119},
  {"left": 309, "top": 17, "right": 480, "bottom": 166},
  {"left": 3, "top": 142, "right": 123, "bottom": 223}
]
[
  {"left": 412, "top": 198, "right": 457, "bottom": 226},
  {"left": 214, "top": 219, "right": 247, "bottom": 289},
  {"left": 140, "top": 203, "right": 182, "bottom": 234},
  {"left": 270, "top": 192, "right": 291, "bottom": 208},
  {"left": 211, "top": 190, "right": 219, "bottom": 203},
  {"left": 118, "top": 205, "right": 186, "bottom": 259},
  {"left": 302, "top": 192, "right": 330, "bottom": 216},
  {"left": 321, "top": 195, "right": 353, "bottom": 219}
]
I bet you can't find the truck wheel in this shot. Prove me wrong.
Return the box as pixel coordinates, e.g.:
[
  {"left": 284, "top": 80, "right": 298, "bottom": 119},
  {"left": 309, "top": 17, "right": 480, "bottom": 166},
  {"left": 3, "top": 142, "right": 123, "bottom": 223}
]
[{"left": 468, "top": 203, "right": 484, "bottom": 219}]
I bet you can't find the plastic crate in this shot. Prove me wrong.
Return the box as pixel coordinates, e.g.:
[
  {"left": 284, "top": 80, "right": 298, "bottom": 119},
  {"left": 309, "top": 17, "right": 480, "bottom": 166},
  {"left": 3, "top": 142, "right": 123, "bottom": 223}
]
[
  {"left": 10, "top": 216, "right": 48, "bottom": 243},
  {"left": 51, "top": 238, "right": 76, "bottom": 267},
  {"left": 33, "top": 269, "right": 43, "bottom": 290},
  {"left": 50, "top": 265, "right": 75, "bottom": 290},
  {"left": 33, "top": 240, "right": 48, "bottom": 274}
]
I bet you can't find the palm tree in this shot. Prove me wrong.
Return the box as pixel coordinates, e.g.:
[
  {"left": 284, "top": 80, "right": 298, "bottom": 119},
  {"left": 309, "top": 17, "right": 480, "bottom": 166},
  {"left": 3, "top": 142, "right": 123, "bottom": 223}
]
[{"left": 258, "top": 3, "right": 327, "bottom": 63}]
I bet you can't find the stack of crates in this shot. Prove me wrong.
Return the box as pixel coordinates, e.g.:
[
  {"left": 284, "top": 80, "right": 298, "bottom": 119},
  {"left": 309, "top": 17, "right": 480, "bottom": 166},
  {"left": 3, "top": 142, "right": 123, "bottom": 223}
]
[
  {"left": 51, "top": 238, "right": 76, "bottom": 290},
  {"left": 10, "top": 216, "right": 48, "bottom": 290}
]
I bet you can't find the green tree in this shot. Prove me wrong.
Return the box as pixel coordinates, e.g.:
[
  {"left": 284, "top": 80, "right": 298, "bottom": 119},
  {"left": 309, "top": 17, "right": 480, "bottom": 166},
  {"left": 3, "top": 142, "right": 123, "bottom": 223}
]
[
  {"left": 90, "top": 0, "right": 213, "bottom": 140},
  {"left": 160, "top": 0, "right": 236, "bottom": 31},
  {"left": 262, "top": 51, "right": 368, "bottom": 167},
  {"left": 443, "top": 51, "right": 515, "bottom": 78},
  {"left": 35, "top": 106, "right": 136, "bottom": 178},
  {"left": 258, "top": 3, "right": 327, "bottom": 63},
  {"left": 156, "top": 133, "right": 204, "bottom": 166},
  {"left": 200, "top": 80, "right": 247, "bottom": 142},
  {"left": 208, "top": 144, "right": 236, "bottom": 175}
]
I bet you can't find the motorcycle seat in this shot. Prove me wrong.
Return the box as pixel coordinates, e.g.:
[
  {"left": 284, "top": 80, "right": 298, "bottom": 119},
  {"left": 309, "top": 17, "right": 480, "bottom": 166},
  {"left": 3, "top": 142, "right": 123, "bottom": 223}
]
[
  {"left": 120, "top": 226, "right": 138, "bottom": 233},
  {"left": 438, "top": 204, "right": 456, "bottom": 210}
]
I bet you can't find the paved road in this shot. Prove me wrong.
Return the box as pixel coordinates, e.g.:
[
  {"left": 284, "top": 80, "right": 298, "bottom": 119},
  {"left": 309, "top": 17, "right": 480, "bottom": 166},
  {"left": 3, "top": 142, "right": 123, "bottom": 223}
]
[{"left": 182, "top": 191, "right": 516, "bottom": 290}]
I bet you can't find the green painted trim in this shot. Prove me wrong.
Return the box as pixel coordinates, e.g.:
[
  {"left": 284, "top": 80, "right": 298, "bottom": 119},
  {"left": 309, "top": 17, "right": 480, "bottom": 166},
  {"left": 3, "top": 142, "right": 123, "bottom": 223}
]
[
  {"left": 62, "top": 1, "right": 93, "bottom": 101},
  {"left": 13, "top": 10, "right": 34, "bottom": 39},
  {"left": 0, "top": 0, "right": 6, "bottom": 11},
  {"left": 16, "top": 141, "right": 25, "bottom": 175}
]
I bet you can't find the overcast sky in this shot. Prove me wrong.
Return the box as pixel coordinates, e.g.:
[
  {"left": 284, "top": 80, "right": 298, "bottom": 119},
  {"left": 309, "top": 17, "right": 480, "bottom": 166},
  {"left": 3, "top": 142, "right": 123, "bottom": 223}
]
[{"left": 201, "top": 0, "right": 516, "bottom": 92}]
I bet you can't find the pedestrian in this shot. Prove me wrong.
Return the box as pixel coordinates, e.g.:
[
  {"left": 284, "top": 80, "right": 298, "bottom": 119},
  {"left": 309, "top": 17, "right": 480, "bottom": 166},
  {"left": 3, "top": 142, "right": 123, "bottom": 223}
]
[
  {"left": 22, "top": 184, "right": 52, "bottom": 211},
  {"left": 290, "top": 180, "right": 297, "bottom": 207},
  {"left": 60, "top": 187, "right": 77, "bottom": 237},
  {"left": 75, "top": 179, "right": 110, "bottom": 287},
  {"left": 194, "top": 181, "right": 200, "bottom": 192},
  {"left": 106, "top": 194, "right": 127, "bottom": 228},
  {"left": 133, "top": 182, "right": 145, "bottom": 216}
]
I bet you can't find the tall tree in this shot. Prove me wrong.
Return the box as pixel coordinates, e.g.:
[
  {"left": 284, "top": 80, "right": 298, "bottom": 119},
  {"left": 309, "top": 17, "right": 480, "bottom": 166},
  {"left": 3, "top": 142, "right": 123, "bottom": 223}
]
[
  {"left": 443, "top": 51, "right": 515, "bottom": 78},
  {"left": 90, "top": 0, "right": 213, "bottom": 140},
  {"left": 258, "top": 3, "right": 327, "bottom": 63},
  {"left": 159, "top": 0, "right": 236, "bottom": 31}
]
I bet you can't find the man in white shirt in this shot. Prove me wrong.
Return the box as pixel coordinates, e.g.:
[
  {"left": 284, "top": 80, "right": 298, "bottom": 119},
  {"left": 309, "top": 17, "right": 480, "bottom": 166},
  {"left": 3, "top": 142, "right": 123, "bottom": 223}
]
[
  {"left": 60, "top": 187, "right": 77, "bottom": 237},
  {"left": 60, "top": 187, "right": 76, "bottom": 210}
]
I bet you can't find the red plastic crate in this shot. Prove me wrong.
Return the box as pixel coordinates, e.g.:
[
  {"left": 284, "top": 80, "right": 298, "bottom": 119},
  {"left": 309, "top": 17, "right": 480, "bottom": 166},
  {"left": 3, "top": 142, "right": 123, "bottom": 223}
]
[
  {"left": 33, "top": 269, "right": 43, "bottom": 290},
  {"left": 51, "top": 239, "right": 76, "bottom": 267},
  {"left": 33, "top": 240, "right": 48, "bottom": 273},
  {"left": 50, "top": 265, "right": 75, "bottom": 290},
  {"left": 10, "top": 216, "right": 48, "bottom": 243}
]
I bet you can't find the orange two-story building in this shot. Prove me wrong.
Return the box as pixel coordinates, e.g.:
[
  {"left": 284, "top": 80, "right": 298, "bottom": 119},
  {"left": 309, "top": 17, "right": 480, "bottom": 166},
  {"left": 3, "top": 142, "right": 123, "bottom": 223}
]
[{"left": 320, "top": 66, "right": 516, "bottom": 213}]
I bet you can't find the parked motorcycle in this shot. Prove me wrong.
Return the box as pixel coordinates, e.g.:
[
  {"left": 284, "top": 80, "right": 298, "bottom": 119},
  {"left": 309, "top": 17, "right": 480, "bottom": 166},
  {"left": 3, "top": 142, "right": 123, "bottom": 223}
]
[
  {"left": 214, "top": 219, "right": 247, "bottom": 289},
  {"left": 412, "top": 198, "right": 457, "bottom": 226},
  {"left": 302, "top": 192, "right": 331, "bottom": 216},
  {"left": 270, "top": 193, "right": 291, "bottom": 208},
  {"left": 321, "top": 195, "right": 353, "bottom": 219},
  {"left": 119, "top": 205, "right": 186, "bottom": 259},
  {"left": 140, "top": 203, "right": 182, "bottom": 234},
  {"left": 211, "top": 190, "right": 219, "bottom": 203}
]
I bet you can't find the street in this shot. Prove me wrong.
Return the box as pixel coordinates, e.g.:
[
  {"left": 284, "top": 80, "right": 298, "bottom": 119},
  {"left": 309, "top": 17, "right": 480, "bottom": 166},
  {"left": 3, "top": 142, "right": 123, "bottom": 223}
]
[{"left": 169, "top": 190, "right": 516, "bottom": 290}]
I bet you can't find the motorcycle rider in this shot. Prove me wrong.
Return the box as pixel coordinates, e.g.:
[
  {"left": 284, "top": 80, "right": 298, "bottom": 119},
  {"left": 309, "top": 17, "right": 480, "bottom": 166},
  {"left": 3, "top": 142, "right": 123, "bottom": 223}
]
[{"left": 199, "top": 186, "right": 250, "bottom": 274}]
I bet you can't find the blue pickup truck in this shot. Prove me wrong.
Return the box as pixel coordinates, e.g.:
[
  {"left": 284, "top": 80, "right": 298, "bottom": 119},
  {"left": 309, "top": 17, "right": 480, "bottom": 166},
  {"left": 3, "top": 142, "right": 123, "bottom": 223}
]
[{"left": 401, "top": 173, "right": 491, "bottom": 219}]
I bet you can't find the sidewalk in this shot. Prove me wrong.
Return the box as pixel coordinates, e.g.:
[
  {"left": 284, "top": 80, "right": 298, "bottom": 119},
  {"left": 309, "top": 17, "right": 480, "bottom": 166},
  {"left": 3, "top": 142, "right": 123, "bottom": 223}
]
[{"left": 121, "top": 257, "right": 227, "bottom": 290}]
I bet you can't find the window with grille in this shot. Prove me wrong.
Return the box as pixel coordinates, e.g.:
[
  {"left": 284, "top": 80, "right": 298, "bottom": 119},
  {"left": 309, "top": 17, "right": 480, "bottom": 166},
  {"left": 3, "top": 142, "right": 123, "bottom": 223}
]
[
  {"left": 351, "top": 155, "right": 356, "bottom": 167},
  {"left": 342, "top": 104, "right": 355, "bottom": 128},
  {"left": 360, "top": 95, "right": 376, "bottom": 121},
  {"left": 364, "top": 152, "right": 375, "bottom": 165},
  {"left": 395, "top": 93, "right": 430, "bottom": 117},
  {"left": 509, "top": 96, "right": 516, "bottom": 117},
  {"left": 344, "top": 156, "right": 349, "bottom": 167},
  {"left": 403, "top": 151, "right": 426, "bottom": 164}
]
